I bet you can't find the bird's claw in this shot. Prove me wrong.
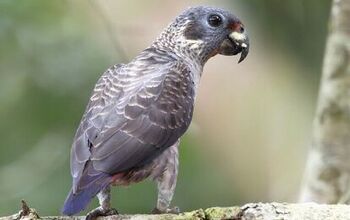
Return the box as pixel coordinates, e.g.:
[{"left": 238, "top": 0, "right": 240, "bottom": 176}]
[
  {"left": 85, "top": 207, "right": 118, "bottom": 220},
  {"left": 152, "top": 206, "right": 180, "bottom": 214}
]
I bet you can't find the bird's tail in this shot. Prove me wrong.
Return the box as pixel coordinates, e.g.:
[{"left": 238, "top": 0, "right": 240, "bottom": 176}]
[{"left": 62, "top": 172, "right": 111, "bottom": 216}]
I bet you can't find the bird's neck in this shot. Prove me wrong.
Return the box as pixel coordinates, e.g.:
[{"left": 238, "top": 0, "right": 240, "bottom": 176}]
[{"left": 151, "top": 23, "right": 213, "bottom": 67}]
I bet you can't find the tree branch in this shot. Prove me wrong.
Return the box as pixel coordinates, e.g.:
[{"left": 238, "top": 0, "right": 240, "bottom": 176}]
[{"left": 2, "top": 202, "right": 350, "bottom": 220}]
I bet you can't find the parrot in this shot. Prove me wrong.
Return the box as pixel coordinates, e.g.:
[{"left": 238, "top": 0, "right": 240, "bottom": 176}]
[{"left": 62, "top": 5, "right": 249, "bottom": 219}]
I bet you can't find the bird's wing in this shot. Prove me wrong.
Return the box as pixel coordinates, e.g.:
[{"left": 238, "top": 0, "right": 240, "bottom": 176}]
[{"left": 71, "top": 58, "right": 195, "bottom": 192}]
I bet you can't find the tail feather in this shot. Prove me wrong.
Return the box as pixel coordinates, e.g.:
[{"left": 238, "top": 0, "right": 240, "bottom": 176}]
[{"left": 62, "top": 173, "right": 111, "bottom": 215}]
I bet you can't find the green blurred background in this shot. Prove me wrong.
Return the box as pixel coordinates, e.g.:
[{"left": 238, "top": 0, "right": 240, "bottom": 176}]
[{"left": 0, "top": 0, "right": 331, "bottom": 216}]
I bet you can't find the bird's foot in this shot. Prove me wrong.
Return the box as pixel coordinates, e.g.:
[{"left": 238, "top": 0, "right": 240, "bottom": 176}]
[
  {"left": 151, "top": 206, "right": 180, "bottom": 214},
  {"left": 85, "top": 207, "right": 118, "bottom": 220}
]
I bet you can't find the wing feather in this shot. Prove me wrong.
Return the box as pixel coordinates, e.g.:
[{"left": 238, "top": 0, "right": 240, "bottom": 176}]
[{"left": 71, "top": 50, "right": 195, "bottom": 192}]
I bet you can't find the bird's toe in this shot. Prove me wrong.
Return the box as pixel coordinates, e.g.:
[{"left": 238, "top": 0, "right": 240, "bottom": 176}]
[
  {"left": 151, "top": 206, "right": 180, "bottom": 214},
  {"left": 85, "top": 207, "right": 119, "bottom": 220},
  {"left": 105, "top": 207, "right": 118, "bottom": 216}
]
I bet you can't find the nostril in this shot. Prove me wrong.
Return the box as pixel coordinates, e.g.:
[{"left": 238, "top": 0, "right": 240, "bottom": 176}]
[{"left": 239, "top": 26, "right": 245, "bottom": 33}]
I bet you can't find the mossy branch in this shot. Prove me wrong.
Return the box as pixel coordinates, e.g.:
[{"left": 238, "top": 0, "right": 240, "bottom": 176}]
[{"left": 2, "top": 201, "right": 350, "bottom": 220}]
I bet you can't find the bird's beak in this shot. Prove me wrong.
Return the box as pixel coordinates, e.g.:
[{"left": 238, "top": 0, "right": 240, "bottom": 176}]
[
  {"left": 219, "top": 31, "right": 249, "bottom": 63},
  {"left": 229, "top": 31, "right": 249, "bottom": 63}
]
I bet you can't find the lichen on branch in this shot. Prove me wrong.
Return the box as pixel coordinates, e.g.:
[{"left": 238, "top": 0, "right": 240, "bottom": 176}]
[{"left": 2, "top": 202, "right": 350, "bottom": 220}]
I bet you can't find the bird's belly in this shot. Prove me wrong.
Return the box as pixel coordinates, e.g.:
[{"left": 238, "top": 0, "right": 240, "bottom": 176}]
[{"left": 110, "top": 142, "right": 179, "bottom": 186}]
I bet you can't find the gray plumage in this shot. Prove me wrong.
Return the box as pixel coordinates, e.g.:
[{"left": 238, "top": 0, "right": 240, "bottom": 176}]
[
  {"left": 72, "top": 48, "right": 194, "bottom": 183},
  {"left": 63, "top": 6, "right": 249, "bottom": 218}
]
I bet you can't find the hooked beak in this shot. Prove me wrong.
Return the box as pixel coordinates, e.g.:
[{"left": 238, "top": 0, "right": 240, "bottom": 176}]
[
  {"left": 229, "top": 32, "right": 249, "bottom": 63},
  {"left": 219, "top": 31, "right": 249, "bottom": 63}
]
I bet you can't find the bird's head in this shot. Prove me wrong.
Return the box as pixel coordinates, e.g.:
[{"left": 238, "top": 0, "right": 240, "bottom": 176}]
[{"left": 153, "top": 6, "right": 249, "bottom": 64}]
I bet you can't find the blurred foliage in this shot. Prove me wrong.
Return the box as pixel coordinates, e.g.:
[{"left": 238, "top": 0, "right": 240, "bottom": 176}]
[
  {"left": 238, "top": 0, "right": 331, "bottom": 74},
  {"left": 0, "top": 0, "right": 114, "bottom": 215},
  {"left": 0, "top": 0, "right": 333, "bottom": 217}
]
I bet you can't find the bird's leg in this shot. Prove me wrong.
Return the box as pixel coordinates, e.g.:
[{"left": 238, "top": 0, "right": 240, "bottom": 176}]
[
  {"left": 85, "top": 186, "right": 118, "bottom": 220},
  {"left": 152, "top": 144, "right": 180, "bottom": 214},
  {"left": 152, "top": 171, "right": 179, "bottom": 214}
]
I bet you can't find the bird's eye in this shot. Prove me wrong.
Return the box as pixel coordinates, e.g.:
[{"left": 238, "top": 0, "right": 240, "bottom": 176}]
[{"left": 208, "top": 14, "right": 222, "bottom": 27}]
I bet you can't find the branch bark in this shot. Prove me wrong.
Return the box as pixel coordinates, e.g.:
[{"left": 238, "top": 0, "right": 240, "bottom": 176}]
[
  {"left": 2, "top": 203, "right": 350, "bottom": 220},
  {"left": 299, "top": 0, "right": 350, "bottom": 203}
]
